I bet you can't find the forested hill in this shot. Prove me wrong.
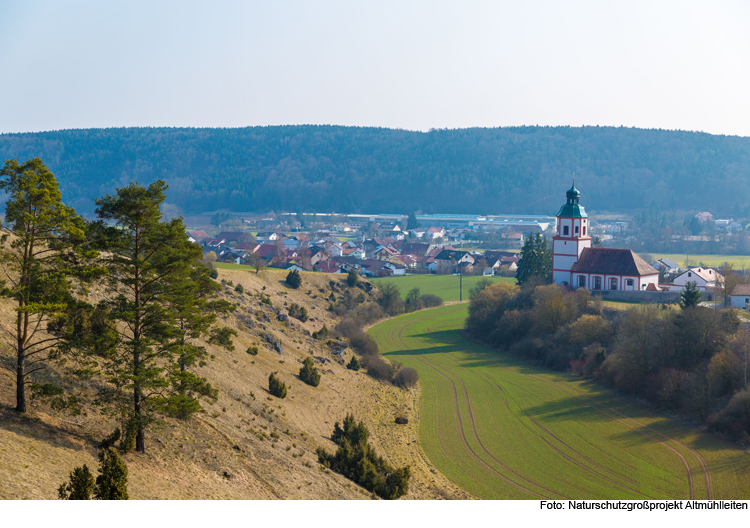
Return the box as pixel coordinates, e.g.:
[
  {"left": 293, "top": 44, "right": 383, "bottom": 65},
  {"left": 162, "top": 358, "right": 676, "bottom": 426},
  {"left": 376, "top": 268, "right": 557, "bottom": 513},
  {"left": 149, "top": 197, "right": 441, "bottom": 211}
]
[{"left": 1, "top": 125, "right": 750, "bottom": 216}]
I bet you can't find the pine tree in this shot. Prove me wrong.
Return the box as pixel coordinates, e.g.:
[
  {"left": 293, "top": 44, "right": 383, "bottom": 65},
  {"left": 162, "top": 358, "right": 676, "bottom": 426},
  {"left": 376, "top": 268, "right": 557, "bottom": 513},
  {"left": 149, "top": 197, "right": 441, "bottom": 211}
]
[
  {"left": 346, "top": 355, "right": 361, "bottom": 371},
  {"left": 88, "top": 181, "right": 219, "bottom": 453},
  {"left": 346, "top": 268, "right": 359, "bottom": 287},
  {"left": 93, "top": 448, "right": 128, "bottom": 500},
  {"left": 680, "top": 281, "right": 702, "bottom": 309},
  {"left": 299, "top": 357, "right": 321, "bottom": 387},
  {"left": 164, "top": 265, "right": 234, "bottom": 420},
  {"left": 0, "top": 158, "right": 97, "bottom": 413},
  {"left": 286, "top": 269, "right": 302, "bottom": 289},
  {"left": 268, "top": 372, "right": 287, "bottom": 398},
  {"left": 406, "top": 212, "right": 420, "bottom": 230},
  {"left": 515, "top": 233, "right": 552, "bottom": 286},
  {"left": 58, "top": 464, "right": 95, "bottom": 500}
]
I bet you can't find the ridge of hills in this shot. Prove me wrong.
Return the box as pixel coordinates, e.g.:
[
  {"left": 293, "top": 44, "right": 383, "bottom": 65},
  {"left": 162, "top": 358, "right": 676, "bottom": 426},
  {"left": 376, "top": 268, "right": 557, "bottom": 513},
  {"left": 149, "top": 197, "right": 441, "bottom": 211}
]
[
  {"left": 0, "top": 267, "right": 469, "bottom": 500},
  {"left": 2, "top": 125, "right": 750, "bottom": 217}
]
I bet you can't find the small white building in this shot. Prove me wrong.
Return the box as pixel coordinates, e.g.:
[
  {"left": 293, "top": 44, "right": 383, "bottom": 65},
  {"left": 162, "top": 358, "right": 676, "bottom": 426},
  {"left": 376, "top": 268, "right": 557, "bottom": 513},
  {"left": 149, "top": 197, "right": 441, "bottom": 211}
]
[
  {"left": 673, "top": 267, "right": 723, "bottom": 291},
  {"left": 730, "top": 284, "right": 750, "bottom": 309}
]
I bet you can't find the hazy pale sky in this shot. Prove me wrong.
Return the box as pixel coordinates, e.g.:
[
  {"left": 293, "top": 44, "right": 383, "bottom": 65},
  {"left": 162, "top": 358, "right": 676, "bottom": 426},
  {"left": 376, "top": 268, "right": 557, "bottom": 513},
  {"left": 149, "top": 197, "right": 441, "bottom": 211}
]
[{"left": 2, "top": 0, "right": 749, "bottom": 135}]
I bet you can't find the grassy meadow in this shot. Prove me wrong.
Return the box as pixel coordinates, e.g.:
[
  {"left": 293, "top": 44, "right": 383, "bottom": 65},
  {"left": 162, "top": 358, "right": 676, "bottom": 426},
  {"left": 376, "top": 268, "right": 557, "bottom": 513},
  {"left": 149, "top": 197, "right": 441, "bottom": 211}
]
[
  {"left": 369, "top": 303, "right": 750, "bottom": 500},
  {"left": 651, "top": 253, "right": 750, "bottom": 269},
  {"left": 370, "top": 274, "right": 515, "bottom": 303}
]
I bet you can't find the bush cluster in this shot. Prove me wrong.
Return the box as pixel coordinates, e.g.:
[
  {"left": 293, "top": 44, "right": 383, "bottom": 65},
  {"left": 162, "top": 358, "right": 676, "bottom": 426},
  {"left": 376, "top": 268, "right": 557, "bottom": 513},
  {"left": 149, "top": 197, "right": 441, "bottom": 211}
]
[
  {"left": 288, "top": 303, "right": 309, "bottom": 322},
  {"left": 317, "top": 414, "right": 410, "bottom": 499},
  {"left": 467, "top": 282, "right": 749, "bottom": 440}
]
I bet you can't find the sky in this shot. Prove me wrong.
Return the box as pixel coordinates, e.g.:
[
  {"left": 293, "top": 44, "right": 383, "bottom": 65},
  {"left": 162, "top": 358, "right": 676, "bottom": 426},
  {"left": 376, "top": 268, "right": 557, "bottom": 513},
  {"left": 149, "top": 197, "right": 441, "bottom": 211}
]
[{"left": 1, "top": 0, "right": 750, "bottom": 136}]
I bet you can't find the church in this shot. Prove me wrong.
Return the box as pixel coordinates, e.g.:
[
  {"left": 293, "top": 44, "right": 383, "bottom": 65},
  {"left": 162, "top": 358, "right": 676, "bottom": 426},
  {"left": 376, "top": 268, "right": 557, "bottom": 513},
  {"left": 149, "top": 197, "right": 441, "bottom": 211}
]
[{"left": 552, "top": 183, "right": 659, "bottom": 291}]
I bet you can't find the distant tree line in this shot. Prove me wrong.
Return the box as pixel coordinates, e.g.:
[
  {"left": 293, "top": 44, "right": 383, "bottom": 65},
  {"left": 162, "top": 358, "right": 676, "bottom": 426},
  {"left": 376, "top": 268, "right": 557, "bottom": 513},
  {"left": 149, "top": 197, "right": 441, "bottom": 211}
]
[
  {"left": 4, "top": 126, "right": 750, "bottom": 217},
  {"left": 466, "top": 281, "right": 750, "bottom": 443}
]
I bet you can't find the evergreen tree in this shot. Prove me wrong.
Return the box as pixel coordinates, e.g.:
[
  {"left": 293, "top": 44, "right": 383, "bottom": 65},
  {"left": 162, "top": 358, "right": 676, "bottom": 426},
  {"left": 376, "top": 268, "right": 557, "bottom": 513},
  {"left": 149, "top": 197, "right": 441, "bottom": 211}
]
[
  {"left": 286, "top": 269, "right": 302, "bottom": 289},
  {"left": 0, "top": 158, "right": 97, "bottom": 413},
  {"left": 515, "top": 233, "right": 552, "bottom": 286},
  {"left": 406, "top": 212, "right": 420, "bottom": 230},
  {"left": 93, "top": 448, "right": 128, "bottom": 500},
  {"left": 346, "top": 355, "right": 361, "bottom": 371},
  {"left": 299, "top": 357, "right": 321, "bottom": 387},
  {"left": 268, "top": 372, "right": 287, "bottom": 398},
  {"left": 88, "top": 181, "right": 217, "bottom": 453},
  {"left": 58, "top": 464, "right": 95, "bottom": 500},
  {"left": 346, "top": 268, "right": 359, "bottom": 287},
  {"left": 680, "top": 281, "right": 702, "bottom": 309},
  {"left": 164, "top": 264, "right": 234, "bottom": 420}
]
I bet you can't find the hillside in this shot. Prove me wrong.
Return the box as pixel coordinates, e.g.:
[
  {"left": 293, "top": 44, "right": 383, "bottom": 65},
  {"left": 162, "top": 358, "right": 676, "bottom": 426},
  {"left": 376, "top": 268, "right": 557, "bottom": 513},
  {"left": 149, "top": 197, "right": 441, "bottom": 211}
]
[
  {"left": 0, "top": 268, "right": 469, "bottom": 500},
  {"left": 2, "top": 126, "right": 750, "bottom": 217}
]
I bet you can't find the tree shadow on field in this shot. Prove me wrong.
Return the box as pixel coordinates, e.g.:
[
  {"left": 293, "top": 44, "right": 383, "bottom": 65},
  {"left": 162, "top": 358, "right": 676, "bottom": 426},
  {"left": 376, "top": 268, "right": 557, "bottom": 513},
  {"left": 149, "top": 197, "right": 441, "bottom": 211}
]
[
  {"left": 0, "top": 403, "right": 97, "bottom": 452},
  {"left": 521, "top": 396, "right": 612, "bottom": 424},
  {"left": 406, "top": 329, "right": 545, "bottom": 375}
]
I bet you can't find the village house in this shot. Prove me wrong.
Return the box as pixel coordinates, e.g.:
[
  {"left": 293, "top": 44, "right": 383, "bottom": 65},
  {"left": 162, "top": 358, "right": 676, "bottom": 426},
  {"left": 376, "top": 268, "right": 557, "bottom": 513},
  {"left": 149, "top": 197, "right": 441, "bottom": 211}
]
[
  {"left": 673, "top": 267, "right": 724, "bottom": 291},
  {"left": 730, "top": 284, "right": 750, "bottom": 309},
  {"left": 360, "top": 259, "right": 406, "bottom": 277},
  {"left": 187, "top": 230, "right": 210, "bottom": 243},
  {"left": 652, "top": 258, "right": 680, "bottom": 274},
  {"left": 433, "top": 249, "right": 475, "bottom": 275}
]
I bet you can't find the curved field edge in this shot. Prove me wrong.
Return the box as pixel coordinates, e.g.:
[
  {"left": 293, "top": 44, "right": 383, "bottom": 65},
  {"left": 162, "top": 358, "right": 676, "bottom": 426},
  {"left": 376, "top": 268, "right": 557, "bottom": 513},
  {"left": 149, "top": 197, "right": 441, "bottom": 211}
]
[{"left": 368, "top": 303, "right": 750, "bottom": 500}]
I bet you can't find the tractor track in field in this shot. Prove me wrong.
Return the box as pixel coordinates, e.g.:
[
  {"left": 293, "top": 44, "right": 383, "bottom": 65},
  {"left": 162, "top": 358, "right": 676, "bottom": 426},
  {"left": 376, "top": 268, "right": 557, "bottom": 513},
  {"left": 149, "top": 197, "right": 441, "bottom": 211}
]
[
  {"left": 428, "top": 329, "right": 651, "bottom": 498},
  {"left": 385, "top": 323, "right": 509, "bottom": 498},
  {"left": 432, "top": 318, "right": 703, "bottom": 500},
  {"left": 377, "top": 305, "right": 714, "bottom": 499},
  {"left": 389, "top": 320, "right": 564, "bottom": 499},
  {"left": 477, "top": 372, "right": 652, "bottom": 496},
  {"left": 539, "top": 376, "right": 713, "bottom": 500},
  {"left": 529, "top": 375, "right": 698, "bottom": 500}
]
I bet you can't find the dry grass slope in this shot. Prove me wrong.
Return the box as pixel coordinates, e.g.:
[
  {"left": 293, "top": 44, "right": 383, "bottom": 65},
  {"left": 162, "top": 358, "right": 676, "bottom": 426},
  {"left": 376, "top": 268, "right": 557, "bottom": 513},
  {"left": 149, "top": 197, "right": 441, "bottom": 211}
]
[{"left": 0, "top": 268, "right": 466, "bottom": 499}]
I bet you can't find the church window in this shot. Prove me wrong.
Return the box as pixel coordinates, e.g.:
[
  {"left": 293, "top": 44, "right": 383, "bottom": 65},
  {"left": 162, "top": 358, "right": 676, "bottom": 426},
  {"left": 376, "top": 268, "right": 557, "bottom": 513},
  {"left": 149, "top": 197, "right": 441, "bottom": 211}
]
[
  {"left": 563, "top": 226, "right": 569, "bottom": 236},
  {"left": 575, "top": 225, "right": 579, "bottom": 234},
  {"left": 593, "top": 277, "right": 602, "bottom": 290},
  {"left": 583, "top": 226, "right": 586, "bottom": 235},
  {"left": 609, "top": 278, "right": 617, "bottom": 290},
  {"left": 578, "top": 275, "right": 586, "bottom": 288},
  {"left": 626, "top": 279, "right": 633, "bottom": 287}
]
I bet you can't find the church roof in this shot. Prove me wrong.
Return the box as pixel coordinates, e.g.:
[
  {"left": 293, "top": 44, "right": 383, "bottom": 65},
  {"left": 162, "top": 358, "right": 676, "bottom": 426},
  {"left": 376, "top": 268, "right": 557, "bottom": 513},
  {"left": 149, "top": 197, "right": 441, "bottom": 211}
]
[
  {"left": 557, "top": 203, "right": 588, "bottom": 218},
  {"left": 570, "top": 248, "right": 658, "bottom": 276},
  {"left": 557, "top": 181, "right": 588, "bottom": 218}
]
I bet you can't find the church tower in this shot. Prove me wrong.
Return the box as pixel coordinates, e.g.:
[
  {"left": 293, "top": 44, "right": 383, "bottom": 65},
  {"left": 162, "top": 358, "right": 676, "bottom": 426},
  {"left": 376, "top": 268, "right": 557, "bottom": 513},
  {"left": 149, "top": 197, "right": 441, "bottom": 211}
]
[{"left": 552, "top": 181, "right": 591, "bottom": 286}]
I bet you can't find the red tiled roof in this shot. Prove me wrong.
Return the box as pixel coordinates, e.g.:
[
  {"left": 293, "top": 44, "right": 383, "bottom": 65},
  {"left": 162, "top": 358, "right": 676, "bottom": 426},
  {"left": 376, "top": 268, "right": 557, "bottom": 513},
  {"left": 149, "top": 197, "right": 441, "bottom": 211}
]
[{"left": 570, "top": 248, "right": 658, "bottom": 276}]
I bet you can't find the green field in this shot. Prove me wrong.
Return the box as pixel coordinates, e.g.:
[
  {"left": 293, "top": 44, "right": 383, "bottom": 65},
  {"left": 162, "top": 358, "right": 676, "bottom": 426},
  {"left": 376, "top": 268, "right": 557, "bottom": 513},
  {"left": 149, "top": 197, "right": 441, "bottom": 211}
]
[
  {"left": 652, "top": 253, "right": 750, "bottom": 268},
  {"left": 370, "top": 275, "right": 515, "bottom": 303},
  {"left": 369, "top": 304, "right": 750, "bottom": 499},
  {"left": 212, "top": 262, "right": 266, "bottom": 271}
]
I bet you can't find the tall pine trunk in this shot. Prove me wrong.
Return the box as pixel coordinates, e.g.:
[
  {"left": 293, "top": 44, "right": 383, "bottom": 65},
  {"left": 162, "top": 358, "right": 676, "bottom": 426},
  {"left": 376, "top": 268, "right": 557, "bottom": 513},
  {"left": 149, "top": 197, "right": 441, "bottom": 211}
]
[{"left": 15, "top": 345, "right": 25, "bottom": 413}]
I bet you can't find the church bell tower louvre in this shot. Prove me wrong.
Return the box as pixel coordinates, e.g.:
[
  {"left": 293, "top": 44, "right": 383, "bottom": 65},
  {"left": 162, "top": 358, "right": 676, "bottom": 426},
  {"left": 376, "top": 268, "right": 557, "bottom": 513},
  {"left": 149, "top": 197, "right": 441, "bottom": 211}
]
[{"left": 552, "top": 180, "right": 592, "bottom": 286}]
